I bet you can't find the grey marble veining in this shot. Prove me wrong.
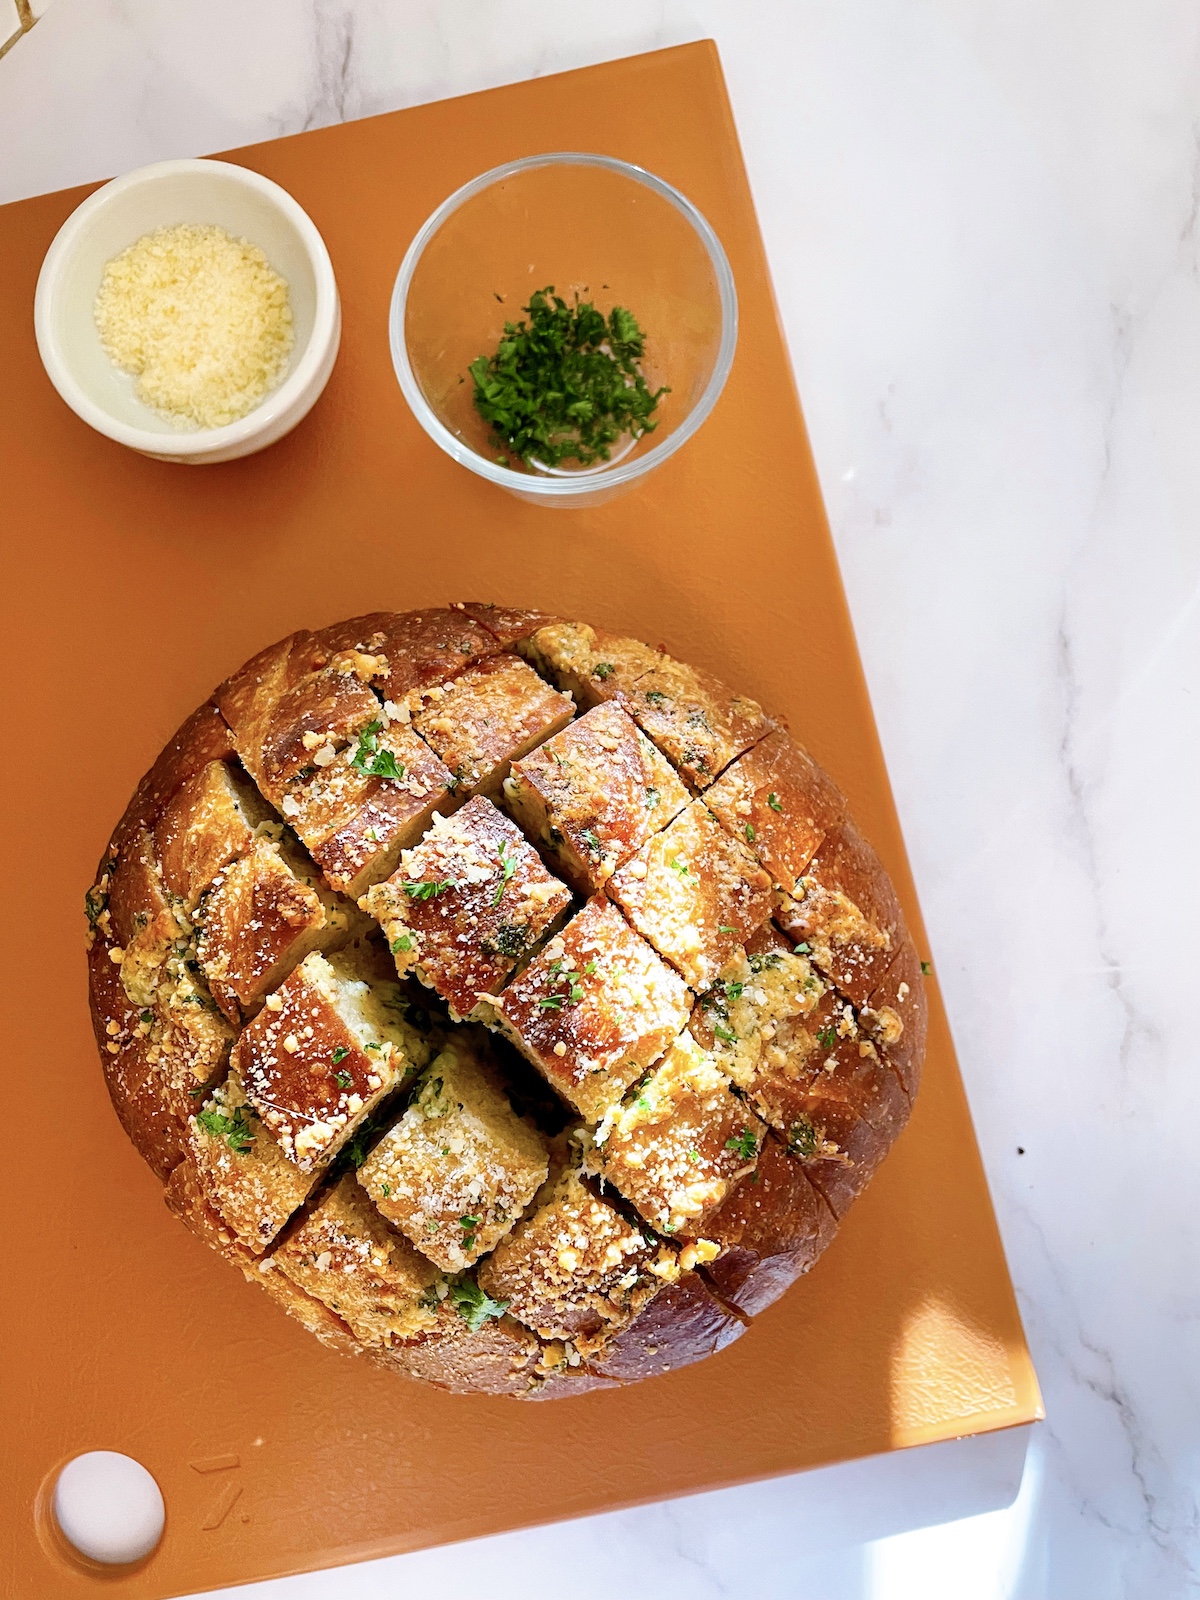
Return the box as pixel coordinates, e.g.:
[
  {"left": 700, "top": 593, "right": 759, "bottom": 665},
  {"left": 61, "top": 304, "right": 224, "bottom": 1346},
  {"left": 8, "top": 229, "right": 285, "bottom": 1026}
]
[{"left": 2, "top": 3, "right": 1197, "bottom": 1596}]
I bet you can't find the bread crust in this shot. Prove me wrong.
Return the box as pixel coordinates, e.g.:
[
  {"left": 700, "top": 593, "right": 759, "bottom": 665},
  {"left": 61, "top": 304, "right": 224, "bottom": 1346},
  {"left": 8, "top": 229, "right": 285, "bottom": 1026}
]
[
  {"left": 317, "top": 609, "right": 501, "bottom": 702},
  {"left": 455, "top": 602, "right": 565, "bottom": 648},
  {"left": 596, "top": 1033, "right": 767, "bottom": 1237},
  {"left": 623, "top": 658, "right": 774, "bottom": 791},
  {"left": 699, "top": 1134, "right": 836, "bottom": 1315},
  {"left": 476, "top": 1166, "right": 677, "bottom": 1347},
  {"left": 271, "top": 1172, "right": 442, "bottom": 1349},
  {"left": 410, "top": 653, "right": 575, "bottom": 800},
  {"left": 704, "top": 729, "right": 844, "bottom": 895},
  {"left": 182, "top": 1070, "right": 321, "bottom": 1252},
  {"left": 164, "top": 1155, "right": 365, "bottom": 1358},
  {"left": 155, "top": 760, "right": 275, "bottom": 911},
  {"left": 89, "top": 607, "right": 927, "bottom": 1397},
  {"left": 90, "top": 936, "right": 199, "bottom": 1179},
  {"left": 861, "top": 935, "right": 926, "bottom": 1100},
  {"left": 380, "top": 1304, "right": 548, "bottom": 1396},
  {"left": 773, "top": 819, "right": 903, "bottom": 1004},
  {"left": 582, "top": 1272, "right": 746, "bottom": 1382}
]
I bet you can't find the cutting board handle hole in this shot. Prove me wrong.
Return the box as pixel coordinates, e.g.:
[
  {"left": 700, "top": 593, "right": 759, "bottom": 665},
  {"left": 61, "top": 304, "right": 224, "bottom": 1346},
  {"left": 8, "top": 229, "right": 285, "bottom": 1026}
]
[{"left": 34, "top": 1451, "right": 164, "bottom": 1575}]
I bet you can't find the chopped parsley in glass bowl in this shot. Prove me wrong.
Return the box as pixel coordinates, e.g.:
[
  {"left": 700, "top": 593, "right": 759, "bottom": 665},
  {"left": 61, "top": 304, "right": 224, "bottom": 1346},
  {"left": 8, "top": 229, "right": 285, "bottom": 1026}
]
[{"left": 390, "top": 153, "right": 737, "bottom": 509}]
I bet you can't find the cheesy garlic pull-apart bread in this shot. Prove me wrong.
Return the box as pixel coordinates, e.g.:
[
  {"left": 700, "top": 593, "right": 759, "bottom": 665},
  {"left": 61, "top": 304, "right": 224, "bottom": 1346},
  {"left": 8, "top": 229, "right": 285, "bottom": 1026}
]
[{"left": 87, "top": 605, "right": 926, "bottom": 1397}]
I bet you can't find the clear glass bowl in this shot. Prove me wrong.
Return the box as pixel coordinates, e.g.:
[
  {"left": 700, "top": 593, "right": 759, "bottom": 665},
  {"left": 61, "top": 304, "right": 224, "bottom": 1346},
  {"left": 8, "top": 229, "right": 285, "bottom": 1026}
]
[{"left": 389, "top": 153, "right": 737, "bottom": 508}]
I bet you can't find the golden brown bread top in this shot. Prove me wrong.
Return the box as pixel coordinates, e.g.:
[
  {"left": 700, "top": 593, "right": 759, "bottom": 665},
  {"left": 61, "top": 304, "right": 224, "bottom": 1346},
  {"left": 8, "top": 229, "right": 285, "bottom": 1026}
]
[
  {"left": 318, "top": 609, "right": 500, "bottom": 701},
  {"left": 271, "top": 1173, "right": 442, "bottom": 1349},
  {"left": 357, "top": 1044, "right": 549, "bottom": 1271},
  {"left": 705, "top": 728, "right": 845, "bottom": 896},
  {"left": 504, "top": 701, "right": 690, "bottom": 896},
  {"left": 183, "top": 1070, "right": 320, "bottom": 1252},
  {"left": 87, "top": 604, "right": 928, "bottom": 1397},
  {"left": 476, "top": 1165, "right": 677, "bottom": 1348},
  {"left": 607, "top": 799, "right": 774, "bottom": 991},
  {"left": 195, "top": 835, "right": 363, "bottom": 1024},
  {"left": 409, "top": 653, "right": 575, "bottom": 799},
  {"left": 595, "top": 1033, "right": 767, "bottom": 1237},
  {"left": 231, "top": 949, "right": 423, "bottom": 1170},
  {"left": 583, "top": 1271, "right": 747, "bottom": 1383},
  {"left": 774, "top": 817, "right": 904, "bottom": 1004},
  {"left": 493, "top": 896, "right": 694, "bottom": 1122},
  {"left": 454, "top": 601, "right": 564, "bottom": 648},
  {"left": 155, "top": 760, "right": 275, "bottom": 911},
  {"left": 361, "top": 796, "right": 572, "bottom": 1022},
  {"left": 861, "top": 935, "right": 927, "bottom": 1100}
]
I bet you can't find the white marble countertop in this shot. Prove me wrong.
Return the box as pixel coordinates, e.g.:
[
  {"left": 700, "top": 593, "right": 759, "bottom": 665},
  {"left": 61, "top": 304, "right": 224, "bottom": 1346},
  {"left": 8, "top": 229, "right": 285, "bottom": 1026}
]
[{"left": 3, "top": 4, "right": 1197, "bottom": 1597}]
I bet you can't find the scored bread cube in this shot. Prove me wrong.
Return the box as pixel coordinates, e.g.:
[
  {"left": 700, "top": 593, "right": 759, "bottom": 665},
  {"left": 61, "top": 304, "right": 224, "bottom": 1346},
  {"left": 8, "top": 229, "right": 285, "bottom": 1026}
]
[
  {"left": 607, "top": 799, "right": 773, "bottom": 992},
  {"left": 782, "top": 1101, "right": 897, "bottom": 1221},
  {"left": 96, "top": 826, "right": 235, "bottom": 1118},
  {"left": 595, "top": 1033, "right": 766, "bottom": 1236},
  {"left": 101, "top": 824, "right": 168, "bottom": 953},
  {"left": 217, "top": 633, "right": 388, "bottom": 802},
  {"left": 503, "top": 702, "right": 689, "bottom": 895},
  {"left": 105, "top": 825, "right": 191, "bottom": 1010},
  {"left": 195, "top": 833, "right": 365, "bottom": 1024},
  {"left": 700, "top": 1132, "right": 835, "bottom": 1316},
  {"left": 280, "top": 713, "right": 458, "bottom": 898},
  {"left": 165, "top": 1154, "right": 366, "bottom": 1356},
  {"left": 410, "top": 654, "right": 575, "bottom": 799},
  {"left": 517, "top": 621, "right": 661, "bottom": 711},
  {"left": 736, "top": 986, "right": 907, "bottom": 1138},
  {"left": 317, "top": 607, "right": 501, "bottom": 706},
  {"left": 358, "top": 1042, "right": 549, "bottom": 1271},
  {"left": 454, "top": 601, "right": 564, "bottom": 648},
  {"left": 106, "top": 702, "right": 238, "bottom": 876},
  {"left": 624, "top": 656, "right": 774, "bottom": 791},
  {"left": 382, "top": 1295, "right": 548, "bottom": 1397},
  {"left": 581, "top": 1269, "right": 746, "bottom": 1384},
  {"left": 233, "top": 949, "right": 431, "bottom": 1170},
  {"left": 154, "top": 759, "right": 276, "bottom": 910},
  {"left": 162, "top": 1156, "right": 363, "bottom": 1369},
  {"left": 704, "top": 729, "right": 845, "bottom": 895},
  {"left": 361, "top": 797, "right": 573, "bottom": 1022},
  {"left": 105, "top": 844, "right": 233, "bottom": 1103},
  {"left": 184, "top": 1070, "right": 320, "bottom": 1251},
  {"left": 270, "top": 1173, "right": 442, "bottom": 1349},
  {"left": 859, "top": 935, "right": 927, "bottom": 1100},
  {"left": 690, "top": 924, "right": 826, "bottom": 1093},
  {"left": 164, "top": 1146, "right": 257, "bottom": 1270},
  {"left": 491, "top": 897, "right": 693, "bottom": 1122},
  {"left": 252, "top": 1262, "right": 365, "bottom": 1359},
  {"left": 773, "top": 818, "right": 904, "bottom": 1002},
  {"left": 476, "top": 1164, "right": 678, "bottom": 1351},
  {"left": 90, "top": 929, "right": 232, "bottom": 1181},
  {"left": 747, "top": 989, "right": 911, "bottom": 1219}
]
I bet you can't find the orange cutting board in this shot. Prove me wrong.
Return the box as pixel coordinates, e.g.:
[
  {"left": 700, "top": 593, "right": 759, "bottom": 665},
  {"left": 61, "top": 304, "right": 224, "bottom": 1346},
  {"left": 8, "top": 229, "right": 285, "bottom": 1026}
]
[{"left": 0, "top": 40, "right": 1041, "bottom": 1600}]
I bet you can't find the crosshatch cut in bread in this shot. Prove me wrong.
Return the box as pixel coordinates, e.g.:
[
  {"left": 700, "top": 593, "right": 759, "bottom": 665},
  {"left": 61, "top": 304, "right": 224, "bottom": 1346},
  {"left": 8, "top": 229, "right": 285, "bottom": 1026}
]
[{"left": 87, "top": 605, "right": 928, "bottom": 1398}]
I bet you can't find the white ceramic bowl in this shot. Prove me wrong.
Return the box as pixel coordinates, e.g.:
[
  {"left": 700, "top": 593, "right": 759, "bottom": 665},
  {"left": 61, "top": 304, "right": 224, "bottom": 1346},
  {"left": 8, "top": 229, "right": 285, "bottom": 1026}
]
[{"left": 34, "top": 158, "right": 340, "bottom": 464}]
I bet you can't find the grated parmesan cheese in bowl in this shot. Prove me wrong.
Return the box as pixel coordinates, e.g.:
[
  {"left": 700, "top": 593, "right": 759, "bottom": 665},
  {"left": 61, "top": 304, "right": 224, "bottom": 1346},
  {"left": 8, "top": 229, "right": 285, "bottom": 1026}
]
[
  {"left": 93, "top": 222, "right": 295, "bottom": 430},
  {"left": 36, "top": 158, "right": 340, "bottom": 463}
]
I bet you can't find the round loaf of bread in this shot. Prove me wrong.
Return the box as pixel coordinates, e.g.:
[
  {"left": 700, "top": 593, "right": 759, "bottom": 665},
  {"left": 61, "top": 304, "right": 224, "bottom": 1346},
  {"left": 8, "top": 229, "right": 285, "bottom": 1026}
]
[{"left": 86, "top": 605, "right": 927, "bottom": 1398}]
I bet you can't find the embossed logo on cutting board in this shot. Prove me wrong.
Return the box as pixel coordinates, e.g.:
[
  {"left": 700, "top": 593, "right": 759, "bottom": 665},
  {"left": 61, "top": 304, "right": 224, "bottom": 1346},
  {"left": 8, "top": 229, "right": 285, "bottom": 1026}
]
[{"left": 190, "top": 1453, "right": 248, "bottom": 1530}]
